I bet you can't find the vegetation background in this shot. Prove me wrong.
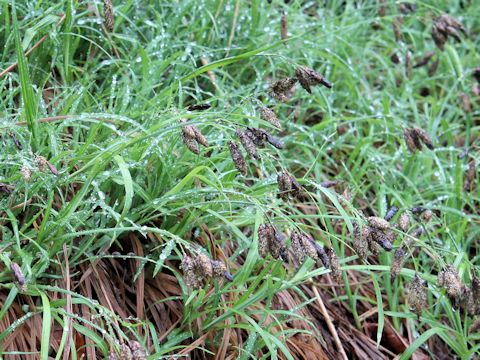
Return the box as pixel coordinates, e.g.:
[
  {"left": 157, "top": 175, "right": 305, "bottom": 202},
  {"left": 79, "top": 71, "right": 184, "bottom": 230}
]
[{"left": 0, "top": 0, "right": 479, "bottom": 359}]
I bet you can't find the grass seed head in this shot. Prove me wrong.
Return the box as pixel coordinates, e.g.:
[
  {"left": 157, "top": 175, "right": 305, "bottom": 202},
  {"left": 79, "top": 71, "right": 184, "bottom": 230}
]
[
  {"left": 463, "top": 160, "right": 476, "bottom": 191},
  {"left": 291, "top": 231, "right": 306, "bottom": 264},
  {"left": 194, "top": 253, "right": 213, "bottom": 278},
  {"left": 414, "top": 128, "right": 434, "bottom": 150},
  {"left": 384, "top": 206, "right": 399, "bottom": 221},
  {"left": 368, "top": 216, "right": 390, "bottom": 230},
  {"left": 181, "top": 122, "right": 197, "bottom": 138},
  {"left": 390, "top": 247, "right": 406, "bottom": 281},
  {"left": 280, "top": 11, "right": 288, "bottom": 41},
  {"left": 265, "top": 133, "right": 285, "bottom": 149},
  {"left": 260, "top": 106, "right": 282, "bottom": 129},
  {"left": 236, "top": 128, "right": 259, "bottom": 160},
  {"left": 368, "top": 238, "right": 381, "bottom": 256},
  {"left": 438, "top": 265, "right": 463, "bottom": 300},
  {"left": 181, "top": 256, "right": 202, "bottom": 289},
  {"left": 413, "top": 51, "right": 435, "bottom": 68},
  {"left": 277, "top": 171, "right": 293, "bottom": 200},
  {"left": 20, "top": 165, "right": 32, "bottom": 182},
  {"left": 269, "top": 77, "right": 297, "bottom": 102},
  {"left": 272, "top": 228, "right": 288, "bottom": 260},
  {"left": 228, "top": 141, "right": 247, "bottom": 176},
  {"left": 397, "top": 213, "right": 411, "bottom": 232},
  {"left": 187, "top": 103, "right": 211, "bottom": 111},
  {"left": 181, "top": 132, "right": 200, "bottom": 154},
  {"left": 353, "top": 222, "right": 369, "bottom": 260},
  {"left": 421, "top": 210, "right": 433, "bottom": 223},
  {"left": 301, "top": 233, "right": 320, "bottom": 263},
  {"left": 192, "top": 126, "right": 209, "bottom": 147},
  {"left": 370, "top": 229, "right": 393, "bottom": 251},
  {"left": 10, "top": 262, "right": 26, "bottom": 290},
  {"left": 120, "top": 343, "right": 133, "bottom": 360},
  {"left": 211, "top": 260, "right": 233, "bottom": 281},
  {"left": 406, "top": 274, "right": 428, "bottom": 315},
  {"left": 103, "top": 0, "right": 115, "bottom": 32},
  {"left": 35, "top": 155, "right": 48, "bottom": 171},
  {"left": 428, "top": 58, "right": 440, "bottom": 76},
  {"left": 295, "top": 67, "right": 332, "bottom": 94},
  {"left": 404, "top": 128, "right": 418, "bottom": 153},
  {"left": 47, "top": 162, "right": 59, "bottom": 176},
  {"left": 328, "top": 248, "right": 342, "bottom": 283},
  {"left": 258, "top": 224, "right": 274, "bottom": 258},
  {"left": 128, "top": 340, "right": 146, "bottom": 360}
]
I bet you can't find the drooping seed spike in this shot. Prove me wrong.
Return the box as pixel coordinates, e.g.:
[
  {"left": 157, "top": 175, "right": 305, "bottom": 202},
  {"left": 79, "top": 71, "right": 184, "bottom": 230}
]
[
  {"left": 260, "top": 106, "right": 282, "bottom": 129},
  {"left": 384, "top": 206, "right": 399, "bottom": 221},
  {"left": 103, "top": 0, "right": 115, "bottom": 32},
  {"left": 228, "top": 141, "right": 247, "bottom": 176},
  {"left": 353, "top": 222, "right": 369, "bottom": 260},
  {"left": 406, "top": 274, "right": 428, "bottom": 315},
  {"left": 181, "top": 132, "right": 200, "bottom": 154},
  {"left": 438, "top": 265, "right": 463, "bottom": 300},
  {"left": 367, "top": 216, "right": 390, "bottom": 230},
  {"left": 236, "top": 128, "right": 259, "bottom": 160},
  {"left": 194, "top": 253, "right": 213, "bottom": 278},
  {"left": 397, "top": 213, "right": 411, "bottom": 232},
  {"left": 327, "top": 248, "right": 342, "bottom": 283}
]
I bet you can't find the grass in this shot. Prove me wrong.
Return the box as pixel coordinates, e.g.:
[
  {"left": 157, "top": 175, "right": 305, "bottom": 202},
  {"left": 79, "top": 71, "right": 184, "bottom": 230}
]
[{"left": 0, "top": 0, "right": 479, "bottom": 358}]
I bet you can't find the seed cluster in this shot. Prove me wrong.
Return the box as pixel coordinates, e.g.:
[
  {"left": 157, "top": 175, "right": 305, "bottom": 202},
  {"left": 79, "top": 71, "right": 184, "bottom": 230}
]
[
  {"left": 431, "top": 14, "right": 466, "bottom": 50},
  {"left": 404, "top": 128, "right": 434, "bottom": 153},
  {"left": 182, "top": 253, "right": 232, "bottom": 289},
  {"left": 277, "top": 171, "right": 303, "bottom": 200},
  {"left": 406, "top": 274, "right": 428, "bottom": 316},
  {"left": 103, "top": 0, "right": 115, "bottom": 32},
  {"left": 109, "top": 340, "right": 147, "bottom": 360},
  {"left": 258, "top": 224, "right": 287, "bottom": 260},
  {"left": 180, "top": 119, "right": 209, "bottom": 155}
]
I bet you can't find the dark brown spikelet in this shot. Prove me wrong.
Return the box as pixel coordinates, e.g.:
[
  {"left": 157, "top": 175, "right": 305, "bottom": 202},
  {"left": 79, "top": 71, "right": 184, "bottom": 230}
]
[
  {"left": 128, "top": 340, "right": 147, "bottom": 360},
  {"left": 246, "top": 127, "right": 267, "bottom": 147},
  {"left": 432, "top": 14, "right": 466, "bottom": 50},
  {"left": 328, "top": 248, "right": 342, "bottom": 283},
  {"left": 353, "top": 222, "right": 369, "bottom": 260},
  {"left": 103, "top": 0, "right": 114, "bottom": 32},
  {"left": 410, "top": 226, "right": 423, "bottom": 238},
  {"left": 414, "top": 128, "right": 434, "bottom": 150},
  {"left": 187, "top": 103, "right": 211, "bottom": 111},
  {"left": 0, "top": 183, "right": 14, "bottom": 195},
  {"left": 228, "top": 141, "right": 247, "bottom": 176},
  {"left": 10, "top": 262, "right": 26, "bottom": 291},
  {"left": 406, "top": 274, "right": 428, "bottom": 315},
  {"left": 378, "top": 0, "right": 387, "bottom": 17},
  {"left": 211, "top": 260, "right": 233, "bottom": 281},
  {"left": 295, "top": 67, "right": 332, "bottom": 94},
  {"left": 260, "top": 107, "right": 282, "bottom": 129},
  {"left": 370, "top": 229, "right": 393, "bottom": 251},
  {"left": 181, "top": 122, "right": 197, "bottom": 138},
  {"left": 414, "top": 51, "right": 435, "bottom": 68},
  {"left": 463, "top": 160, "right": 476, "bottom": 192},
  {"left": 390, "top": 247, "right": 406, "bottom": 281},
  {"left": 47, "top": 162, "right": 59, "bottom": 176},
  {"left": 384, "top": 206, "right": 399, "bottom": 221},
  {"left": 302, "top": 234, "right": 320, "bottom": 263},
  {"left": 310, "top": 239, "right": 330, "bottom": 268},
  {"left": 368, "top": 237, "right": 381, "bottom": 256},
  {"left": 404, "top": 128, "right": 418, "bottom": 153},
  {"left": 265, "top": 133, "right": 285, "bottom": 149},
  {"left": 192, "top": 126, "right": 209, "bottom": 147},
  {"left": 272, "top": 229, "right": 287, "bottom": 260},
  {"left": 277, "top": 172, "right": 293, "bottom": 200},
  {"left": 392, "top": 17, "right": 403, "bottom": 42},
  {"left": 236, "top": 128, "right": 259, "bottom": 160},
  {"left": 181, "top": 132, "right": 200, "bottom": 154},
  {"left": 280, "top": 11, "right": 288, "bottom": 42},
  {"left": 438, "top": 265, "right": 463, "bottom": 300},
  {"left": 398, "top": 2, "right": 416, "bottom": 14},
  {"left": 269, "top": 77, "right": 297, "bottom": 102},
  {"left": 397, "top": 213, "right": 410, "bottom": 232},
  {"left": 428, "top": 58, "right": 440, "bottom": 76},
  {"left": 405, "top": 50, "right": 412, "bottom": 78}
]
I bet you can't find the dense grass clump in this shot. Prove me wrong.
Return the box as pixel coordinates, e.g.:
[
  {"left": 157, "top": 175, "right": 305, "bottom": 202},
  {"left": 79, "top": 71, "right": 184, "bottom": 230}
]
[{"left": 0, "top": 1, "right": 479, "bottom": 358}]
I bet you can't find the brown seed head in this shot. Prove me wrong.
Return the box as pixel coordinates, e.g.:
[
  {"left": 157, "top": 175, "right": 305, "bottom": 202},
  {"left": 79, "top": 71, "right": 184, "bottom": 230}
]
[
  {"left": 181, "top": 256, "right": 202, "bottom": 289},
  {"left": 414, "top": 128, "right": 434, "bottom": 150},
  {"left": 291, "top": 231, "right": 306, "bottom": 264},
  {"left": 404, "top": 128, "right": 418, "bottom": 153},
  {"left": 280, "top": 11, "right": 288, "bottom": 42},
  {"left": 35, "top": 155, "right": 48, "bottom": 171},
  {"left": 463, "top": 160, "right": 476, "bottom": 192},
  {"left": 406, "top": 274, "right": 428, "bottom": 315},
  {"left": 228, "top": 141, "right": 247, "bottom": 176},
  {"left": 428, "top": 59, "right": 440, "bottom": 76},
  {"left": 353, "top": 222, "right": 369, "bottom": 260},
  {"left": 272, "top": 228, "right": 287, "bottom": 260},
  {"left": 260, "top": 107, "right": 282, "bottom": 129},
  {"left": 192, "top": 126, "right": 209, "bottom": 147},
  {"left": 469, "top": 318, "right": 480, "bottom": 334},
  {"left": 392, "top": 17, "right": 403, "bottom": 42},
  {"left": 277, "top": 172, "right": 293, "bottom": 200},
  {"left": 295, "top": 67, "right": 332, "bottom": 94},
  {"left": 368, "top": 216, "right": 390, "bottom": 230},
  {"left": 194, "top": 253, "right": 213, "bottom": 278},
  {"left": 181, "top": 133, "right": 199, "bottom": 154},
  {"left": 120, "top": 343, "right": 133, "bottom": 360},
  {"left": 128, "top": 340, "right": 146, "bottom": 360},
  {"left": 414, "top": 51, "right": 435, "bottom": 68},
  {"left": 397, "top": 213, "right": 410, "bottom": 232},
  {"left": 103, "top": 0, "right": 114, "bottom": 32},
  {"left": 269, "top": 77, "right": 297, "bottom": 102},
  {"left": 10, "top": 262, "right": 26, "bottom": 290},
  {"left": 258, "top": 224, "right": 274, "bottom": 258},
  {"left": 421, "top": 210, "right": 433, "bottom": 223},
  {"left": 328, "top": 248, "right": 342, "bottom": 283},
  {"left": 20, "top": 165, "right": 32, "bottom": 182},
  {"left": 438, "top": 265, "right": 463, "bottom": 299},
  {"left": 236, "top": 128, "right": 259, "bottom": 160},
  {"left": 390, "top": 247, "right": 406, "bottom": 281}
]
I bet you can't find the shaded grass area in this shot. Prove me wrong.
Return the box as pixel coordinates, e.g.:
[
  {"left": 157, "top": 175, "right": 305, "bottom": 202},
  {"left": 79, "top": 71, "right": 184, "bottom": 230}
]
[{"left": 0, "top": 0, "right": 479, "bottom": 358}]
